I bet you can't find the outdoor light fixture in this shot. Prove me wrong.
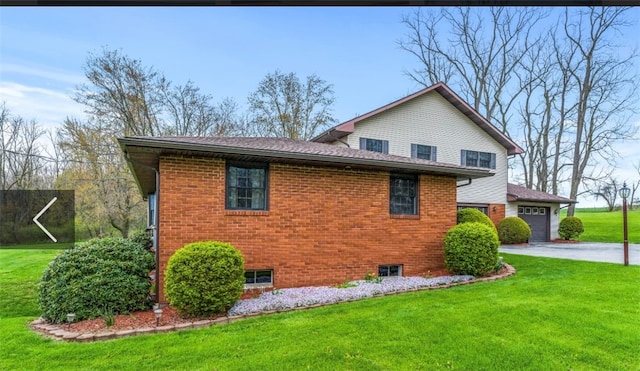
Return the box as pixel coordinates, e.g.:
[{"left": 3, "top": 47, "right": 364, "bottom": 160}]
[
  {"left": 618, "top": 182, "right": 630, "bottom": 266},
  {"left": 554, "top": 208, "right": 559, "bottom": 215},
  {"left": 153, "top": 305, "right": 163, "bottom": 326},
  {"left": 67, "top": 313, "right": 75, "bottom": 329}
]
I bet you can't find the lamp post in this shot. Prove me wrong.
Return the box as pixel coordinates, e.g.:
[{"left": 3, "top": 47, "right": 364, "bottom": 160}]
[
  {"left": 619, "top": 182, "right": 630, "bottom": 266},
  {"left": 153, "top": 304, "right": 163, "bottom": 327},
  {"left": 67, "top": 312, "right": 75, "bottom": 330}
]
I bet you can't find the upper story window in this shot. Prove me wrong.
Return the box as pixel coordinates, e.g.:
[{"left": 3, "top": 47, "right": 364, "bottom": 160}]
[
  {"left": 460, "top": 150, "right": 496, "bottom": 169},
  {"left": 390, "top": 174, "right": 418, "bottom": 215},
  {"left": 411, "top": 144, "right": 437, "bottom": 161},
  {"left": 226, "top": 162, "right": 268, "bottom": 210},
  {"left": 359, "top": 137, "right": 389, "bottom": 154}
]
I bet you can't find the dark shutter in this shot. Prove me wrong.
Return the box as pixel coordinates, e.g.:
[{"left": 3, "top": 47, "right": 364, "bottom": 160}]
[
  {"left": 359, "top": 137, "right": 367, "bottom": 150},
  {"left": 460, "top": 150, "right": 467, "bottom": 166},
  {"left": 411, "top": 144, "right": 417, "bottom": 158},
  {"left": 431, "top": 146, "right": 437, "bottom": 161},
  {"left": 490, "top": 153, "right": 496, "bottom": 169}
]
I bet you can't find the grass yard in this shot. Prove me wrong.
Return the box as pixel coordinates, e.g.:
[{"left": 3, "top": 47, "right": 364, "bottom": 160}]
[
  {"left": 1, "top": 250, "right": 638, "bottom": 370},
  {"left": 562, "top": 208, "right": 640, "bottom": 243}
]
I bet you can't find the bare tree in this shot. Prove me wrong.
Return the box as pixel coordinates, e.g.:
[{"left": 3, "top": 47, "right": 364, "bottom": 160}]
[
  {"left": 247, "top": 70, "right": 336, "bottom": 140},
  {"left": 0, "top": 102, "right": 48, "bottom": 190},
  {"left": 161, "top": 81, "right": 240, "bottom": 137},
  {"left": 74, "top": 47, "right": 167, "bottom": 136},
  {"left": 563, "top": 7, "right": 639, "bottom": 215},
  {"left": 400, "top": 7, "right": 638, "bottom": 211},
  {"left": 630, "top": 161, "right": 640, "bottom": 210},
  {"left": 399, "top": 7, "right": 548, "bottom": 134},
  {"left": 589, "top": 178, "right": 620, "bottom": 211}
]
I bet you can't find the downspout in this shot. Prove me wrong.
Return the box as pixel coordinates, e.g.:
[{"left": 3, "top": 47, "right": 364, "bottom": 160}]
[
  {"left": 125, "top": 152, "right": 160, "bottom": 303},
  {"left": 456, "top": 178, "right": 472, "bottom": 188}
]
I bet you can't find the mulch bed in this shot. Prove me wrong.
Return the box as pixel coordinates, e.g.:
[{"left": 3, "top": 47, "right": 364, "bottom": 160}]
[{"left": 65, "top": 306, "right": 216, "bottom": 334}]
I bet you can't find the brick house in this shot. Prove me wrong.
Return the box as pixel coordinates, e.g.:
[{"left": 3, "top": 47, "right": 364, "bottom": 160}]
[
  {"left": 312, "top": 82, "right": 575, "bottom": 241},
  {"left": 119, "top": 136, "right": 492, "bottom": 302}
]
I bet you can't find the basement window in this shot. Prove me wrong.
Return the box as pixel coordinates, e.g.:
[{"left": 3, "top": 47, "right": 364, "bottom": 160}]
[
  {"left": 244, "top": 270, "right": 273, "bottom": 288},
  {"left": 378, "top": 265, "right": 402, "bottom": 277}
]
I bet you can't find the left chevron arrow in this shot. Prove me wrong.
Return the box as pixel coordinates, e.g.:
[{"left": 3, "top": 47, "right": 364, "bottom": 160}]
[{"left": 33, "top": 197, "right": 58, "bottom": 243}]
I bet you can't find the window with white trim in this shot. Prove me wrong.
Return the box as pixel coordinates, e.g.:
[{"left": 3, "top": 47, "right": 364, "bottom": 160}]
[
  {"left": 411, "top": 144, "right": 437, "bottom": 161},
  {"left": 378, "top": 265, "right": 402, "bottom": 277},
  {"left": 359, "top": 137, "right": 389, "bottom": 154},
  {"left": 460, "top": 150, "right": 496, "bottom": 169}
]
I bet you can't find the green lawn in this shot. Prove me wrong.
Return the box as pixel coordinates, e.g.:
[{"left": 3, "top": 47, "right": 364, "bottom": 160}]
[
  {"left": 1, "top": 250, "right": 638, "bottom": 370},
  {"left": 562, "top": 207, "right": 640, "bottom": 243}
]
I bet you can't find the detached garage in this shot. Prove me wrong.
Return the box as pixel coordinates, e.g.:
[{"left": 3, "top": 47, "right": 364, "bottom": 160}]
[{"left": 506, "top": 184, "right": 576, "bottom": 242}]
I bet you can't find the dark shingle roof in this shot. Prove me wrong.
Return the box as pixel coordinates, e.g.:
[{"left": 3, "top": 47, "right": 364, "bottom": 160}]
[
  {"left": 507, "top": 183, "right": 576, "bottom": 204},
  {"left": 118, "top": 136, "right": 495, "bottom": 196}
]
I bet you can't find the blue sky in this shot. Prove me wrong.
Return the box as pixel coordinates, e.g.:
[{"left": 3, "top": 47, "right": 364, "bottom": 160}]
[
  {"left": 1, "top": 7, "right": 422, "bottom": 127},
  {"left": 1, "top": 7, "right": 639, "bottom": 206}
]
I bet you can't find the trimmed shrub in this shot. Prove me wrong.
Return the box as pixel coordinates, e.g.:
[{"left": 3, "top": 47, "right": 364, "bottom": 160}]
[
  {"left": 128, "top": 230, "right": 153, "bottom": 251},
  {"left": 444, "top": 222, "right": 500, "bottom": 276},
  {"left": 38, "top": 238, "right": 155, "bottom": 323},
  {"left": 165, "top": 241, "right": 245, "bottom": 317},
  {"left": 498, "top": 216, "right": 532, "bottom": 244},
  {"left": 559, "top": 216, "right": 584, "bottom": 240},
  {"left": 457, "top": 208, "right": 496, "bottom": 231}
]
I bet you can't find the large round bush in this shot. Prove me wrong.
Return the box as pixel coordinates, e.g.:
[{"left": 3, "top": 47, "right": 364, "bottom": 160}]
[
  {"left": 444, "top": 222, "right": 500, "bottom": 276},
  {"left": 558, "top": 216, "right": 584, "bottom": 240},
  {"left": 38, "top": 238, "right": 155, "bottom": 323},
  {"left": 457, "top": 208, "right": 496, "bottom": 231},
  {"left": 498, "top": 216, "right": 532, "bottom": 244},
  {"left": 165, "top": 241, "right": 245, "bottom": 317}
]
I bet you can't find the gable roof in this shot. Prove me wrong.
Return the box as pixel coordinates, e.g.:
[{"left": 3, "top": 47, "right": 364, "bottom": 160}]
[
  {"left": 119, "top": 136, "right": 494, "bottom": 196},
  {"left": 507, "top": 183, "right": 576, "bottom": 204},
  {"left": 312, "top": 82, "right": 524, "bottom": 156}
]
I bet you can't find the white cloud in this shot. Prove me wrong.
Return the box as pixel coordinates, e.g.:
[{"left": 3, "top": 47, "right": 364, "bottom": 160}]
[
  {"left": 0, "top": 81, "right": 85, "bottom": 129},
  {"left": 1, "top": 63, "right": 85, "bottom": 86}
]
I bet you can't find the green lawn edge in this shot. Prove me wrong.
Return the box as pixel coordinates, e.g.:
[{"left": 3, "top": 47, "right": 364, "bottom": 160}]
[{"left": 1, "top": 249, "right": 639, "bottom": 370}]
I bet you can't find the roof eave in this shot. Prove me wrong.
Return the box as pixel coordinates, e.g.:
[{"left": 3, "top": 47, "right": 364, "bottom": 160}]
[
  {"left": 119, "top": 137, "right": 494, "bottom": 182},
  {"left": 508, "top": 195, "right": 578, "bottom": 204}
]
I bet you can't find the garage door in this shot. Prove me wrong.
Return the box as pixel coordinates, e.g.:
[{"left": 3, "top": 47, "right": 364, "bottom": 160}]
[{"left": 518, "top": 206, "right": 550, "bottom": 242}]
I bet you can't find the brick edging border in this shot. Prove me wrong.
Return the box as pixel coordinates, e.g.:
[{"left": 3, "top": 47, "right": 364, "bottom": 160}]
[{"left": 30, "top": 263, "right": 516, "bottom": 343}]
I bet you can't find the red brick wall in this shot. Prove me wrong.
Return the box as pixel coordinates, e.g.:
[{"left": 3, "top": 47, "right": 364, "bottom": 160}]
[{"left": 157, "top": 155, "right": 457, "bottom": 302}]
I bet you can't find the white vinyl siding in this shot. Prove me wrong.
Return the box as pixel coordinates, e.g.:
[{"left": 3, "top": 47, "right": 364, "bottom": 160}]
[{"left": 335, "top": 91, "right": 507, "bottom": 205}]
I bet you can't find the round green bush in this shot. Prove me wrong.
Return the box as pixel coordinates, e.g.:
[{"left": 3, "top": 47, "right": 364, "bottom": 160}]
[
  {"left": 558, "top": 216, "right": 584, "bottom": 240},
  {"left": 38, "top": 238, "right": 155, "bottom": 323},
  {"left": 498, "top": 216, "right": 532, "bottom": 244},
  {"left": 444, "top": 222, "right": 500, "bottom": 276},
  {"left": 457, "top": 208, "right": 496, "bottom": 231},
  {"left": 165, "top": 241, "right": 245, "bottom": 317}
]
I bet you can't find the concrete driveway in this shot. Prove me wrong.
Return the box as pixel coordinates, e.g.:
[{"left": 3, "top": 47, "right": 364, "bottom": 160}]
[{"left": 500, "top": 242, "right": 640, "bottom": 265}]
